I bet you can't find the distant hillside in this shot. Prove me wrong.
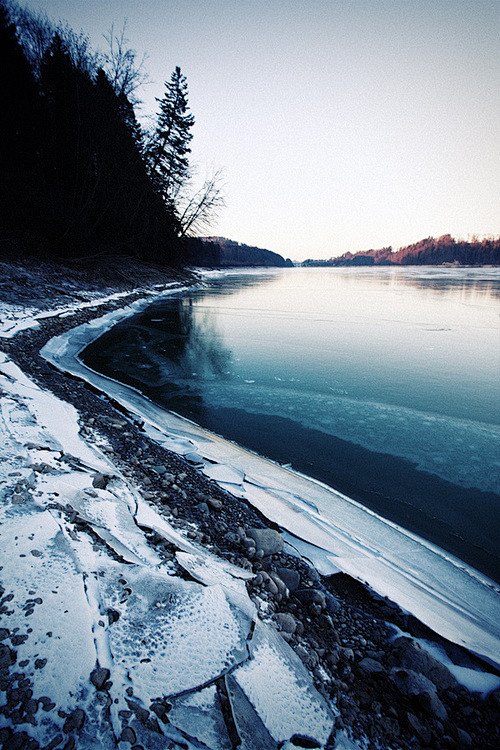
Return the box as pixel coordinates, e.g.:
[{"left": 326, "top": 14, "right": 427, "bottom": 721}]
[
  {"left": 302, "top": 235, "right": 500, "bottom": 267},
  {"left": 195, "top": 236, "right": 293, "bottom": 268}
]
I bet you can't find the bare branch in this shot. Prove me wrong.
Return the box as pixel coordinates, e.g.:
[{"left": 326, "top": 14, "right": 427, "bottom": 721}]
[
  {"left": 178, "top": 168, "right": 226, "bottom": 236},
  {"left": 102, "top": 20, "right": 149, "bottom": 105}
]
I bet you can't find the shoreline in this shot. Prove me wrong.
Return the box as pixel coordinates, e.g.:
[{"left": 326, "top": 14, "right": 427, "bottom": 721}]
[{"left": 1, "top": 259, "right": 500, "bottom": 749}]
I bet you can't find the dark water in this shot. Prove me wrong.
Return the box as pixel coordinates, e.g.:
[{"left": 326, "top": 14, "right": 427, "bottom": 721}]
[{"left": 82, "top": 267, "right": 500, "bottom": 582}]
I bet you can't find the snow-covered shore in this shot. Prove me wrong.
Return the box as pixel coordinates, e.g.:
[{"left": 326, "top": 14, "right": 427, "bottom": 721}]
[{"left": 1, "top": 259, "right": 499, "bottom": 750}]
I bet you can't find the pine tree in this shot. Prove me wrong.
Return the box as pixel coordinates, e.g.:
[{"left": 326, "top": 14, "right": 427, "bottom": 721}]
[{"left": 146, "top": 66, "right": 195, "bottom": 208}]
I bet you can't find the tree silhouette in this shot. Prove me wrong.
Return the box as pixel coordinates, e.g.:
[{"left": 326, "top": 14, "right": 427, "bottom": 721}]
[{"left": 146, "top": 66, "right": 195, "bottom": 209}]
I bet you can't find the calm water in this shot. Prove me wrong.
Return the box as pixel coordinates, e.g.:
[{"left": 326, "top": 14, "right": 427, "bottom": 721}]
[{"left": 82, "top": 267, "right": 500, "bottom": 582}]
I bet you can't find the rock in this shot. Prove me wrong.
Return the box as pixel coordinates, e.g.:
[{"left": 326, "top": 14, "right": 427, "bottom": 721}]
[
  {"left": 288, "top": 734, "right": 322, "bottom": 748},
  {"left": 152, "top": 465, "right": 167, "bottom": 475},
  {"left": 406, "top": 712, "right": 431, "bottom": 745},
  {"left": 92, "top": 473, "right": 109, "bottom": 490},
  {"left": 247, "top": 527, "right": 283, "bottom": 555},
  {"left": 391, "top": 637, "right": 457, "bottom": 691},
  {"left": 323, "top": 591, "right": 340, "bottom": 614},
  {"left": 456, "top": 728, "right": 472, "bottom": 747},
  {"left": 358, "top": 657, "right": 384, "bottom": 674},
  {"left": 276, "top": 567, "right": 300, "bottom": 592},
  {"left": 390, "top": 667, "right": 436, "bottom": 696},
  {"left": 0, "top": 643, "right": 16, "bottom": 669},
  {"left": 63, "top": 708, "right": 85, "bottom": 733},
  {"left": 120, "top": 726, "right": 137, "bottom": 744},
  {"left": 274, "top": 613, "right": 297, "bottom": 634},
  {"left": 90, "top": 667, "right": 110, "bottom": 690},
  {"left": 295, "top": 588, "right": 326, "bottom": 608},
  {"left": 295, "top": 645, "right": 319, "bottom": 669}
]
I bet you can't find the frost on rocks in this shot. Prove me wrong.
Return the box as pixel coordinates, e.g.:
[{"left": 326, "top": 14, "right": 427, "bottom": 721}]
[
  {"left": 168, "top": 684, "right": 233, "bottom": 750},
  {"left": 231, "top": 622, "right": 335, "bottom": 747},
  {"left": 100, "top": 567, "right": 252, "bottom": 699}
]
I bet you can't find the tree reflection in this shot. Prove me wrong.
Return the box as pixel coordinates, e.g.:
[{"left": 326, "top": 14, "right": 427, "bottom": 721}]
[{"left": 82, "top": 294, "right": 233, "bottom": 422}]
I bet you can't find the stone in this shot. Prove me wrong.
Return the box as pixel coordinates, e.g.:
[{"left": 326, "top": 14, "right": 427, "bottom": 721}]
[
  {"left": 152, "top": 465, "right": 167, "bottom": 475},
  {"left": 120, "top": 726, "right": 137, "bottom": 744},
  {"left": 358, "top": 657, "right": 384, "bottom": 674},
  {"left": 406, "top": 712, "right": 431, "bottom": 745},
  {"left": 390, "top": 667, "right": 436, "bottom": 696},
  {"left": 391, "top": 637, "right": 457, "bottom": 691},
  {"left": 324, "top": 591, "right": 340, "bottom": 614},
  {"left": 295, "top": 588, "right": 326, "bottom": 608},
  {"left": 92, "top": 473, "right": 109, "bottom": 490},
  {"left": 276, "top": 567, "right": 300, "bottom": 592},
  {"left": 274, "top": 612, "right": 297, "bottom": 634},
  {"left": 63, "top": 708, "right": 85, "bottom": 733},
  {"left": 90, "top": 667, "right": 111, "bottom": 690},
  {"left": 247, "top": 527, "right": 283, "bottom": 555},
  {"left": 456, "top": 728, "right": 472, "bottom": 747}
]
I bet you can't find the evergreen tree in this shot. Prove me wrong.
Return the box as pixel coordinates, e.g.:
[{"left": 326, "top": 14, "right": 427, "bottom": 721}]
[{"left": 146, "top": 66, "right": 195, "bottom": 208}]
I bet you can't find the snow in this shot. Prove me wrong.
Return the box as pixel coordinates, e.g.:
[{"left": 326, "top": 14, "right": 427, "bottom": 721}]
[
  {"left": 0, "top": 284, "right": 180, "bottom": 339},
  {"left": 0, "top": 510, "right": 96, "bottom": 711},
  {"left": 39, "top": 306, "right": 500, "bottom": 671}
]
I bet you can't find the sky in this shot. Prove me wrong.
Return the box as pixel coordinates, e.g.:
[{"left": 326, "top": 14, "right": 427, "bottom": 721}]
[{"left": 22, "top": 0, "right": 500, "bottom": 260}]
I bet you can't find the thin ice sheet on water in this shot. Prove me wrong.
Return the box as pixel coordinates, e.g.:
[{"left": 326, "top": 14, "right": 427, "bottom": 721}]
[
  {"left": 231, "top": 622, "right": 335, "bottom": 746},
  {"left": 100, "top": 567, "right": 252, "bottom": 699}
]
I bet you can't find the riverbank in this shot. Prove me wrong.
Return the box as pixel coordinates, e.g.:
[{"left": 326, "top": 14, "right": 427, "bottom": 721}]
[{"left": 1, "top": 259, "right": 499, "bottom": 750}]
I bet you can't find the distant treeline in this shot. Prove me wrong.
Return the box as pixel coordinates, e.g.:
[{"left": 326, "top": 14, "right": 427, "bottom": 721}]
[
  {"left": 303, "top": 235, "right": 500, "bottom": 267},
  {"left": 191, "top": 237, "right": 293, "bottom": 268}
]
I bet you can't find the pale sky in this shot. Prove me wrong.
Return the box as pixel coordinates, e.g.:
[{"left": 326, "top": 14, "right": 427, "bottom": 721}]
[{"left": 23, "top": 0, "right": 500, "bottom": 260}]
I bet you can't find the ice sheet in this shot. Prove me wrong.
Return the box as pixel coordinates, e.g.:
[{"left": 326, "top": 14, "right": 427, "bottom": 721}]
[
  {"left": 168, "top": 684, "right": 233, "bottom": 750},
  {"left": 232, "top": 622, "right": 334, "bottom": 746},
  {"left": 40, "top": 313, "right": 500, "bottom": 669},
  {"left": 100, "top": 567, "right": 252, "bottom": 698}
]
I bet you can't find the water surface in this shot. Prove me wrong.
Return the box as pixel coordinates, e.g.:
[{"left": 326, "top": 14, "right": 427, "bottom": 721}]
[{"left": 82, "top": 267, "right": 500, "bottom": 582}]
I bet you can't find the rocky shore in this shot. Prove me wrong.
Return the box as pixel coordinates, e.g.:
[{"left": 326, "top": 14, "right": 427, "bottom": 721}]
[{"left": 1, "top": 259, "right": 499, "bottom": 750}]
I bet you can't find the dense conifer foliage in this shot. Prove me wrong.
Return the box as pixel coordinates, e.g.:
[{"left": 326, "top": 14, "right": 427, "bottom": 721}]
[{"left": 0, "top": 1, "right": 182, "bottom": 263}]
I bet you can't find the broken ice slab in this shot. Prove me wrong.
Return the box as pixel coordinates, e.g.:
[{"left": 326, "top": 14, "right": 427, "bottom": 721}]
[
  {"left": 203, "top": 462, "right": 245, "bottom": 486},
  {"left": 168, "top": 684, "right": 233, "bottom": 750},
  {"left": 41, "top": 475, "right": 164, "bottom": 567},
  {"left": 225, "top": 674, "right": 278, "bottom": 750},
  {"left": 100, "top": 567, "right": 252, "bottom": 699},
  {"left": 175, "top": 550, "right": 256, "bottom": 618},
  {"left": 231, "top": 622, "right": 335, "bottom": 747},
  {"left": 134, "top": 494, "right": 198, "bottom": 554}
]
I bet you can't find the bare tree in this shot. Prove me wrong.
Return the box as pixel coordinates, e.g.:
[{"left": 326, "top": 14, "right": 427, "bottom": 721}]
[
  {"left": 103, "top": 21, "right": 149, "bottom": 105},
  {"left": 177, "top": 168, "right": 226, "bottom": 236}
]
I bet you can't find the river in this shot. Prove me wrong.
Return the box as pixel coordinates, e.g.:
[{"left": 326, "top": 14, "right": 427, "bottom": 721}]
[{"left": 81, "top": 266, "right": 500, "bottom": 584}]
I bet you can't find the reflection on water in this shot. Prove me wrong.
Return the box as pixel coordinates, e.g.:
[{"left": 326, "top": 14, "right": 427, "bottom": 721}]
[{"left": 82, "top": 267, "right": 500, "bottom": 582}]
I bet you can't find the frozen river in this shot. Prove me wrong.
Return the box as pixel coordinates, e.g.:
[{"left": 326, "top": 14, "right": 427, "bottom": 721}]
[{"left": 82, "top": 267, "right": 500, "bottom": 585}]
